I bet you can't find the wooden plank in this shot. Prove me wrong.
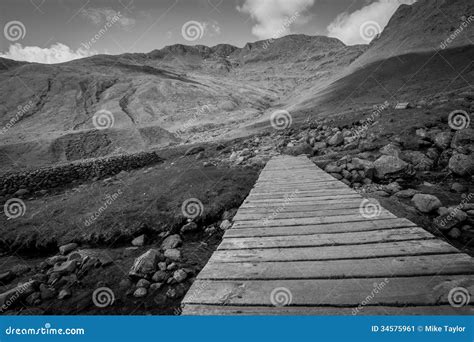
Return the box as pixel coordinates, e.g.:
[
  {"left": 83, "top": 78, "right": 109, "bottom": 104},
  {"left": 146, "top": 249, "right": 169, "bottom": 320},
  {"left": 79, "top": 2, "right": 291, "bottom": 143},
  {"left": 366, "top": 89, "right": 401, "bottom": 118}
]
[
  {"left": 182, "top": 275, "right": 474, "bottom": 306},
  {"left": 240, "top": 198, "right": 363, "bottom": 209},
  {"left": 247, "top": 189, "right": 358, "bottom": 198},
  {"left": 236, "top": 202, "right": 363, "bottom": 213},
  {"left": 218, "top": 227, "right": 434, "bottom": 250},
  {"left": 211, "top": 240, "right": 459, "bottom": 262},
  {"left": 243, "top": 195, "right": 361, "bottom": 203},
  {"left": 234, "top": 208, "right": 394, "bottom": 221},
  {"left": 232, "top": 212, "right": 397, "bottom": 228},
  {"left": 198, "top": 254, "right": 474, "bottom": 280},
  {"left": 224, "top": 218, "right": 418, "bottom": 237},
  {"left": 182, "top": 304, "right": 474, "bottom": 316}
]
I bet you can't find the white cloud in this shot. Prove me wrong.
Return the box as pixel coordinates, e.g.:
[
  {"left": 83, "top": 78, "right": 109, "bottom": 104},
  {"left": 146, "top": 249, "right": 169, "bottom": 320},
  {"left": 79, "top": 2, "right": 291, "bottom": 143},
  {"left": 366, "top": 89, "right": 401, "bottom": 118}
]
[
  {"left": 81, "top": 8, "right": 135, "bottom": 30},
  {"left": 237, "top": 0, "right": 314, "bottom": 39},
  {"left": 0, "top": 43, "right": 97, "bottom": 64},
  {"left": 327, "top": 0, "right": 417, "bottom": 45}
]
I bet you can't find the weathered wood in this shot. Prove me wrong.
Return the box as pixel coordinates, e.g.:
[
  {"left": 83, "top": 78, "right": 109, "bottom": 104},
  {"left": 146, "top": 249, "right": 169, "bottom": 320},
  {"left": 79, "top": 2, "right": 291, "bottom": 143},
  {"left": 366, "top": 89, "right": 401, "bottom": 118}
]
[
  {"left": 198, "top": 254, "right": 474, "bottom": 280},
  {"left": 181, "top": 155, "right": 474, "bottom": 315},
  {"left": 218, "top": 227, "right": 434, "bottom": 250}
]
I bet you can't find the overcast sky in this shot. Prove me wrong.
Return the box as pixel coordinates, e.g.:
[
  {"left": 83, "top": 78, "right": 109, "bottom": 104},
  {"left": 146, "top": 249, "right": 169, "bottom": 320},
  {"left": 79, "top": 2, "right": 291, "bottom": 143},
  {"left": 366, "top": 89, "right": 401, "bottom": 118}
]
[{"left": 0, "top": 0, "right": 416, "bottom": 64}]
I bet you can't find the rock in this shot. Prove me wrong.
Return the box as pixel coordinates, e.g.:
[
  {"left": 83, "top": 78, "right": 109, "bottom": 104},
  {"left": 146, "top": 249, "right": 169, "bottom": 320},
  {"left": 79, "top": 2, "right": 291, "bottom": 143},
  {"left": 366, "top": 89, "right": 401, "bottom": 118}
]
[
  {"left": 451, "top": 128, "right": 474, "bottom": 153},
  {"left": 373, "top": 190, "right": 390, "bottom": 197},
  {"left": 39, "top": 284, "right": 57, "bottom": 300},
  {"left": 393, "top": 189, "right": 419, "bottom": 199},
  {"left": 166, "top": 288, "right": 177, "bottom": 298},
  {"left": 131, "top": 235, "right": 145, "bottom": 247},
  {"left": 329, "top": 173, "right": 343, "bottom": 180},
  {"left": 411, "top": 194, "right": 442, "bottom": 213},
  {"left": 133, "top": 287, "right": 148, "bottom": 298},
  {"left": 164, "top": 249, "right": 181, "bottom": 261},
  {"left": 449, "top": 153, "right": 474, "bottom": 176},
  {"left": 284, "top": 143, "right": 312, "bottom": 156},
  {"left": 447, "top": 207, "right": 468, "bottom": 223},
  {"left": 161, "top": 235, "right": 182, "bottom": 250},
  {"left": 13, "top": 188, "right": 29, "bottom": 197},
  {"left": 128, "top": 249, "right": 161, "bottom": 278},
  {"left": 448, "top": 228, "right": 462, "bottom": 239},
  {"left": 312, "top": 141, "right": 327, "bottom": 153},
  {"left": 374, "top": 155, "right": 409, "bottom": 179},
  {"left": 380, "top": 143, "right": 402, "bottom": 157},
  {"left": 401, "top": 151, "right": 434, "bottom": 171},
  {"left": 466, "top": 210, "right": 474, "bottom": 216},
  {"left": 25, "top": 292, "right": 41, "bottom": 306},
  {"left": 52, "top": 260, "right": 77, "bottom": 275},
  {"left": 58, "top": 289, "right": 71, "bottom": 300},
  {"left": 433, "top": 131, "right": 452, "bottom": 149},
  {"left": 181, "top": 222, "right": 198, "bottom": 234},
  {"left": 152, "top": 271, "right": 168, "bottom": 283},
  {"left": 341, "top": 179, "right": 351, "bottom": 186},
  {"left": 327, "top": 132, "right": 344, "bottom": 146},
  {"left": 59, "top": 243, "right": 78, "bottom": 255},
  {"left": 173, "top": 269, "right": 188, "bottom": 283},
  {"left": 137, "top": 279, "right": 151, "bottom": 289},
  {"left": 451, "top": 182, "right": 468, "bottom": 193},
  {"left": 150, "top": 283, "right": 163, "bottom": 291},
  {"left": 0, "top": 271, "right": 14, "bottom": 284},
  {"left": 158, "top": 262, "right": 167, "bottom": 271},
  {"left": 220, "top": 220, "right": 232, "bottom": 231},
  {"left": 433, "top": 214, "right": 460, "bottom": 231},
  {"left": 184, "top": 146, "right": 204, "bottom": 156},
  {"left": 46, "top": 255, "right": 67, "bottom": 266},
  {"left": 383, "top": 182, "right": 402, "bottom": 195},
  {"left": 0, "top": 280, "right": 37, "bottom": 308},
  {"left": 167, "top": 263, "right": 178, "bottom": 271},
  {"left": 325, "top": 164, "right": 342, "bottom": 173},
  {"left": 119, "top": 278, "right": 132, "bottom": 289}
]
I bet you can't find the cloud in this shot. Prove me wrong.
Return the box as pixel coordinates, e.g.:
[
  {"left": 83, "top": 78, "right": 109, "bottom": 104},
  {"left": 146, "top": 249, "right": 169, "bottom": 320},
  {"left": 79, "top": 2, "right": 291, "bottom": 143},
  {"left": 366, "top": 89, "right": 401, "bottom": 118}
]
[
  {"left": 327, "top": 0, "right": 417, "bottom": 45},
  {"left": 237, "top": 0, "right": 314, "bottom": 39},
  {"left": 81, "top": 8, "right": 136, "bottom": 29},
  {"left": 202, "top": 20, "right": 221, "bottom": 37},
  {"left": 0, "top": 43, "right": 96, "bottom": 64}
]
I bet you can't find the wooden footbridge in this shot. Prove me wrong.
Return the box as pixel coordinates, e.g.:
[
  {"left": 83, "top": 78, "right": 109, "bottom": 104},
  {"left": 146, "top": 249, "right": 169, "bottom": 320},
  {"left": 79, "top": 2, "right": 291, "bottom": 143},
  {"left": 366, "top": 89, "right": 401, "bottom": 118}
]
[{"left": 182, "top": 155, "right": 474, "bottom": 315}]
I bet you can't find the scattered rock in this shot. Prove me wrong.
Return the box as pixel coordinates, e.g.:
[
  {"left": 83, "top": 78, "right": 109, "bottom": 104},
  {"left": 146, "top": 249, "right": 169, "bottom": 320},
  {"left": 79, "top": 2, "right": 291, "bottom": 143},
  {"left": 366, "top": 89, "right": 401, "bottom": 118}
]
[
  {"left": 220, "top": 220, "right": 232, "bottom": 230},
  {"left": 52, "top": 260, "right": 77, "bottom": 275},
  {"left": 166, "top": 288, "right": 177, "bottom": 298},
  {"left": 136, "top": 279, "right": 151, "bottom": 289},
  {"left": 58, "top": 289, "right": 72, "bottom": 300},
  {"left": 0, "top": 281, "right": 37, "bottom": 308},
  {"left": 325, "top": 164, "right": 342, "bottom": 173},
  {"left": 150, "top": 283, "right": 163, "bottom": 291},
  {"left": 152, "top": 271, "right": 169, "bottom": 283},
  {"left": 59, "top": 243, "right": 78, "bottom": 255},
  {"left": 448, "top": 153, "right": 474, "bottom": 176},
  {"left": 39, "top": 284, "right": 57, "bottom": 300},
  {"left": 131, "top": 235, "right": 145, "bottom": 247},
  {"left": 13, "top": 188, "right": 29, "bottom": 197},
  {"left": 133, "top": 287, "right": 148, "bottom": 298},
  {"left": 173, "top": 269, "right": 187, "bottom": 283},
  {"left": 433, "top": 131, "right": 452, "bottom": 150},
  {"left": 184, "top": 146, "right": 205, "bottom": 156},
  {"left": 11, "top": 264, "right": 30, "bottom": 276},
  {"left": 284, "top": 143, "right": 312, "bottom": 156},
  {"left": 448, "top": 228, "right": 462, "bottom": 239},
  {"left": 181, "top": 222, "right": 198, "bottom": 234},
  {"left": 451, "top": 182, "right": 468, "bottom": 193},
  {"left": 161, "top": 235, "right": 182, "bottom": 250},
  {"left": 374, "top": 155, "right": 410, "bottom": 179},
  {"left": 327, "top": 132, "right": 344, "bottom": 146},
  {"left": 164, "top": 249, "right": 181, "bottom": 261},
  {"left": 412, "top": 194, "right": 442, "bottom": 213},
  {"left": 129, "top": 249, "right": 161, "bottom": 278},
  {"left": 393, "top": 189, "right": 418, "bottom": 198}
]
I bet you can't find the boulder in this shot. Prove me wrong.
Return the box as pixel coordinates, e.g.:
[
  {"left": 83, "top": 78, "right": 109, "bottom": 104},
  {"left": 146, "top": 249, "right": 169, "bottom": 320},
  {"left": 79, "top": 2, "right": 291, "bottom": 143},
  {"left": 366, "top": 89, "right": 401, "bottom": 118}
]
[
  {"left": 401, "top": 151, "right": 434, "bottom": 171},
  {"left": 220, "top": 220, "right": 232, "bottom": 230},
  {"left": 181, "top": 222, "right": 198, "bottom": 234},
  {"left": 374, "top": 155, "right": 409, "bottom": 179},
  {"left": 52, "top": 260, "right": 77, "bottom": 275},
  {"left": 0, "top": 280, "right": 37, "bottom": 308},
  {"left": 133, "top": 287, "right": 148, "bottom": 298},
  {"left": 380, "top": 143, "right": 402, "bottom": 157},
  {"left": 412, "top": 194, "right": 442, "bottom": 213},
  {"left": 451, "top": 182, "right": 468, "bottom": 193},
  {"left": 164, "top": 249, "right": 181, "bottom": 261},
  {"left": 284, "top": 143, "right": 313, "bottom": 156},
  {"left": 129, "top": 249, "right": 161, "bottom": 278},
  {"left": 173, "top": 269, "right": 187, "bottom": 283},
  {"left": 393, "top": 189, "right": 419, "bottom": 199},
  {"left": 325, "top": 164, "right": 342, "bottom": 173},
  {"left": 451, "top": 128, "right": 474, "bottom": 153},
  {"left": 432, "top": 131, "right": 452, "bottom": 150},
  {"left": 59, "top": 243, "right": 78, "bottom": 255},
  {"left": 327, "top": 132, "right": 344, "bottom": 146},
  {"left": 433, "top": 214, "right": 461, "bottom": 231},
  {"left": 152, "top": 271, "right": 169, "bottom": 283},
  {"left": 131, "top": 235, "right": 145, "bottom": 247},
  {"left": 137, "top": 279, "right": 151, "bottom": 289},
  {"left": 448, "top": 153, "right": 474, "bottom": 176},
  {"left": 161, "top": 235, "right": 182, "bottom": 250},
  {"left": 312, "top": 141, "right": 327, "bottom": 153}
]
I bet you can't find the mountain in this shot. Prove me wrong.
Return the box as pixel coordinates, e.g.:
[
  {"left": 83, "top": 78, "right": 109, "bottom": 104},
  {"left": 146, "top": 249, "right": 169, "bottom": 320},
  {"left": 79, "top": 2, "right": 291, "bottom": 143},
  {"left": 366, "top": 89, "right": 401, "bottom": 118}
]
[{"left": 0, "top": 0, "right": 472, "bottom": 173}]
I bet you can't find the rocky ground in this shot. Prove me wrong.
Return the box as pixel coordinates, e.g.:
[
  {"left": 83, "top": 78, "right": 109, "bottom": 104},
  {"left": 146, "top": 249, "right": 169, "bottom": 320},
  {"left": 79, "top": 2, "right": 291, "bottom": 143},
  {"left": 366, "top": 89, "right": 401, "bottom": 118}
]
[{"left": 0, "top": 95, "right": 473, "bottom": 315}]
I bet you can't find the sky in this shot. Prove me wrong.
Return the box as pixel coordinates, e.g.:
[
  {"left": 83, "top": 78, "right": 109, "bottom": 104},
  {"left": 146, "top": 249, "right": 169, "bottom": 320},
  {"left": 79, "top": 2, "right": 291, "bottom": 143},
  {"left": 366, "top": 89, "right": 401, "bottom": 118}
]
[{"left": 0, "top": 0, "right": 417, "bottom": 64}]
